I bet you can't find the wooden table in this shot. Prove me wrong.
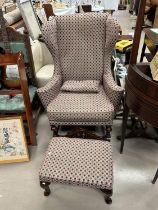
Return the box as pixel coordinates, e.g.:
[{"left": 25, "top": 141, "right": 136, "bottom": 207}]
[{"left": 140, "top": 28, "right": 158, "bottom": 62}]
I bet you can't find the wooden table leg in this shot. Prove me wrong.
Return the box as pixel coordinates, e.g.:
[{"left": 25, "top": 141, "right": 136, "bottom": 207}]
[
  {"left": 120, "top": 103, "right": 129, "bottom": 154},
  {"left": 152, "top": 168, "right": 158, "bottom": 184}
]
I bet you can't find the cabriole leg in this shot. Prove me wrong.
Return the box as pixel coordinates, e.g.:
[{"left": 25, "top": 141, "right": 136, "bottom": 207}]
[
  {"left": 100, "top": 189, "right": 112, "bottom": 204},
  {"left": 40, "top": 181, "right": 51, "bottom": 196}
]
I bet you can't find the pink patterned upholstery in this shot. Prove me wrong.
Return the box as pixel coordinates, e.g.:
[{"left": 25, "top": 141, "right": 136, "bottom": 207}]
[
  {"left": 37, "top": 75, "right": 62, "bottom": 108},
  {"left": 37, "top": 13, "right": 124, "bottom": 126},
  {"left": 48, "top": 87, "right": 113, "bottom": 125},
  {"left": 39, "top": 137, "right": 113, "bottom": 190},
  {"left": 61, "top": 80, "right": 100, "bottom": 93},
  {"left": 55, "top": 14, "right": 107, "bottom": 82},
  {"left": 103, "top": 74, "right": 123, "bottom": 112}
]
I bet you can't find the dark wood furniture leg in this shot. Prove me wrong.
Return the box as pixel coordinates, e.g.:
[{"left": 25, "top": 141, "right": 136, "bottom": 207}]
[
  {"left": 57, "top": 126, "right": 110, "bottom": 141},
  {"left": 152, "top": 168, "right": 158, "bottom": 184},
  {"left": 40, "top": 181, "right": 51, "bottom": 196},
  {"left": 140, "top": 43, "right": 146, "bottom": 62},
  {"left": 100, "top": 189, "right": 112, "bottom": 204},
  {"left": 51, "top": 125, "right": 59, "bottom": 137},
  {"left": 117, "top": 117, "right": 158, "bottom": 144},
  {"left": 120, "top": 103, "right": 129, "bottom": 154},
  {"left": 106, "top": 126, "right": 112, "bottom": 139}
]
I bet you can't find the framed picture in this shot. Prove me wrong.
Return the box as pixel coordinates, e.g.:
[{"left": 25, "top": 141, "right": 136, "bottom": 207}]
[{"left": 0, "top": 116, "right": 29, "bottom": 164}]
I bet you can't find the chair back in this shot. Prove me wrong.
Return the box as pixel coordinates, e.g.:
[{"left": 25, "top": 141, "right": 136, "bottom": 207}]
[
  {"left": 42, "top": 13, "right": 120, "bottom": 82},
  {"left": 57, "top": 13, "right": 108, "bottom": 82}
]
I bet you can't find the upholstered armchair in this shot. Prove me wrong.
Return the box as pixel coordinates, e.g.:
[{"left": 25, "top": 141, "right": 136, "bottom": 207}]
[{"left": 37, "top": 13, "right": 124, "bottom": 137}]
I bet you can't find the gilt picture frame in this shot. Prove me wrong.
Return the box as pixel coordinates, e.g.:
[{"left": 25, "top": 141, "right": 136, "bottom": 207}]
[{"left": 0, "top": 116, "right": 29, "bottom": 164}]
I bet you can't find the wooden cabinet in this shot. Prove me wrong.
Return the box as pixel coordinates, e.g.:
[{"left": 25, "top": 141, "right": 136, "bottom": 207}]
[
  {"left": 120, "top": 0, "right": 158, "bottom": 153},
  {"left": 0, "top": 52, "right": 37, "bottom": 145}
]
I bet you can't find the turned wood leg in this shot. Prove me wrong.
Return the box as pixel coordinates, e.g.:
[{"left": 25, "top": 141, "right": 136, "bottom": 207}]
[
  {"left": 106, "top": 126, "right": 112, "bottom": 140},
  {"left": 152, "top": 168, "right": 158, "bottom": 184},
  {"left": 40, "top": 181, "right": 51, "bottom": 196},
  {"left": 51, "top": 125, "right": 59, "bottom": 137},
  {"left": 120, "top": 103, "right": 129, "bottom": 154},
  {"left": 140, "top": 43, "right": 146, "bottom": 62},
  {"left": 100, "top": 189, "right": 112, "bottom": 204}
]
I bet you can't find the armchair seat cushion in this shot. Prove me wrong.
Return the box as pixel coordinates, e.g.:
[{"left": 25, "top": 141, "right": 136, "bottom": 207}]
[
  {"left": 47, "top": 86, "right": 114, "bottom": 125},
  {"left": 36, "top": 64, "right": 54, "bottom": 87}
]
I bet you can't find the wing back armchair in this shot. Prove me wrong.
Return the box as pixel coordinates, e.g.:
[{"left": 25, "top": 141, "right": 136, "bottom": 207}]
[{"left": 37, "top": 13, "right": 123, "bottom": 137}]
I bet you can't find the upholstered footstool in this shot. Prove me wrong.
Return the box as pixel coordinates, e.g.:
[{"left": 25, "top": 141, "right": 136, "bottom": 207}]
[{"left": 39, "top": 137, "right": 113, "bottom": 204}]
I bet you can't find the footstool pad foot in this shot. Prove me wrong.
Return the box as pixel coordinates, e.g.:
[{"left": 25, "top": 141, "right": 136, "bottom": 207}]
[
  {"left": 105, "top": 196, "right": 112, "bottom": 204},
  {"left": 44, "top": 191, "right": 51, "bottom": 196}
]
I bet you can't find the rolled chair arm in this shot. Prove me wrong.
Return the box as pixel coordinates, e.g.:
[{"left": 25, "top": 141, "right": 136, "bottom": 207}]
[
  {"left": 103, "top": 74, "right": 124, "bottom": 111},
  {"left": 37, "top": 75, "right": 62, "bottom": 109}
]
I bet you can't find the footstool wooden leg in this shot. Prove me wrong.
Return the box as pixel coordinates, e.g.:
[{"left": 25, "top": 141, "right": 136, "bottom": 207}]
[
  {"left": 104, "top": 195, "right": 112, "bottom": 204},
  {"left": 100, "top": 189, "right": 112, "bottom": 204},
  {"left": 106, "top": 126, "right": 112, "bottom": 140},
  {"left": 40, "top": 181, "right": 51, "bottom": 196}
]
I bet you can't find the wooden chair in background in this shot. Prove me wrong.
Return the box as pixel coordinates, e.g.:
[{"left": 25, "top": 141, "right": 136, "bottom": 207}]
[
  {"left": 0, "top": 8, "right": 40, "bottom": 145},
  {"left": 42, "top": 3, "right": 55, "bottom": 20},
  {"left": 78, "top": 5, "right": 92, "bottom": 13},
  {"left": 0, "top": 26, "right": 36, "bottom": 85}
]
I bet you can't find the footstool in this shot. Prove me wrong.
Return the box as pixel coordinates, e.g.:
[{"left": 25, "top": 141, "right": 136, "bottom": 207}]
[{"left": 39, "top": 137, "right": 113, "bottom": 204}]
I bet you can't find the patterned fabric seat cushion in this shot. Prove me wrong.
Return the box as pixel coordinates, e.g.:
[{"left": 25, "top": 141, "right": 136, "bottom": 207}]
[
  {"left": 61, "top": 80, "right": 100, "bottom": 93},
  {"left": 47, "top": 86, "right": 114, "bottom": 125},
  {"left": 39, "top": 137, "right": 113, "bottom": 190}
]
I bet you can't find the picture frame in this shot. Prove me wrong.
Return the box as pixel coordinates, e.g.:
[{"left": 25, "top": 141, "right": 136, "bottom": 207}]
[{"left": 0, "top": 116, "right": 29, "bottom": 164}]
